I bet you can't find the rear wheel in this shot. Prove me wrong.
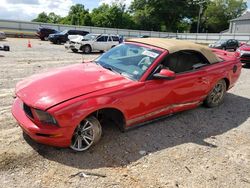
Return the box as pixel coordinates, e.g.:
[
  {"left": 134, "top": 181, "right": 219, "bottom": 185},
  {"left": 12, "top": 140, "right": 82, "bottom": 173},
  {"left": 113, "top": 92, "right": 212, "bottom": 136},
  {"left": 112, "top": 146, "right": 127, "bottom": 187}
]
[
  {"left": 70, "top": 116, "right": 102, "bottom": 151},
  {"left": 204, "top": 79, "right": 227, "bottom": 108},
  {"left": 243, "top": 63, "right": 250, "bottom": 68}
]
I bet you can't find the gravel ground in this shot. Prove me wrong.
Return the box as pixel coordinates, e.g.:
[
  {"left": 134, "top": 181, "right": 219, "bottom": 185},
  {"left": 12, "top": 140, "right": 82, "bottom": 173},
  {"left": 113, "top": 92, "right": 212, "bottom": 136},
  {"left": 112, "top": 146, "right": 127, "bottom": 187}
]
[{"left": 0, "top": 38, "right": 249, "bottom": 188}]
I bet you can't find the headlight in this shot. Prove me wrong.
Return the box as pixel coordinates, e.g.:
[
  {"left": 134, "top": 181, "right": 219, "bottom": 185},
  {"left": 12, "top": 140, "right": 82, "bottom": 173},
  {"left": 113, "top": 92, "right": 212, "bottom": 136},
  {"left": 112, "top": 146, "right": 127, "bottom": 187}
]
[{"left": 34, "top": 109, "right": 57, "bottom": 125}]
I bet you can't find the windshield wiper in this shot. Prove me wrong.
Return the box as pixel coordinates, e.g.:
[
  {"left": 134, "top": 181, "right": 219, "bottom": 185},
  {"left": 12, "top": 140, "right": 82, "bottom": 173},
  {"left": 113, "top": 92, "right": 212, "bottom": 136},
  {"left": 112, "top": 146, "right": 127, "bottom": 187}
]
[
  {"left": 102, "top": 65, "right": 121, "bottom": 75},
  {"left": 92, "top": 60, "right": 100, "bottom": 66}
]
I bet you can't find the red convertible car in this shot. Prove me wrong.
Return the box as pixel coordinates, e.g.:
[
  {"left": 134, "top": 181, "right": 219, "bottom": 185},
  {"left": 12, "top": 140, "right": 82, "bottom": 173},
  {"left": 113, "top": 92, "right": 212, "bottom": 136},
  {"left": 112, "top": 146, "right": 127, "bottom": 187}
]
[{"left": 12, "top": 38, "right": 241, "bottom": 151}]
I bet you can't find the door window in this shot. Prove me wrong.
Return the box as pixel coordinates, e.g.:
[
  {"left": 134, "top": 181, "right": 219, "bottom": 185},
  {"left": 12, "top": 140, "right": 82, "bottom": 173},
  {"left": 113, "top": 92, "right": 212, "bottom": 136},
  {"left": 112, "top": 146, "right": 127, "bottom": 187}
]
[
  {"left": 162, "top": 50, "right": 209, "bottom": 74},
  {"left": 68, "top": 30, "right": 75, "bottom": 35},
  {"left": 112, "top": 36, "right": 120, "bottom": 42},
  {"left": 97, "top": 36, "right": 108, "bottom": 42}
]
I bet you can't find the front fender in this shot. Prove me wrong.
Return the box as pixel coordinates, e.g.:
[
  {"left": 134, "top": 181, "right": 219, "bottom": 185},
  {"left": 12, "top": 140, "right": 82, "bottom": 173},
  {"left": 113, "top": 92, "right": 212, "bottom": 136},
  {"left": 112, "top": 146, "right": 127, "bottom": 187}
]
[{"left": 48, "top": 95, "right": 126, "bottom": 129}]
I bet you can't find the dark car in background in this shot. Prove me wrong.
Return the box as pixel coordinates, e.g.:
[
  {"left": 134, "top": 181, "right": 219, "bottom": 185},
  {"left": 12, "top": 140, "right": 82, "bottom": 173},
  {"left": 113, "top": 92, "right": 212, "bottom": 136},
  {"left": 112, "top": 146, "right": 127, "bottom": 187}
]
[
  {"left": 209, "top": 39, "right": 239, "bottom": 51},
  {"left": 36, "top": 28, "right": 58, "bottom": 41},
  {"left": 48, "top": 30, "right": 89, "bottom": 44}
]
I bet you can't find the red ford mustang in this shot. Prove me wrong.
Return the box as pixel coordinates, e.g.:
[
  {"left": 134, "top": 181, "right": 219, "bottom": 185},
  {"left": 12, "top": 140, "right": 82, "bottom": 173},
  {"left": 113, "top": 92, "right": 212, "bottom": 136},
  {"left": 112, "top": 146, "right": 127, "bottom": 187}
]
[{"left": 12, "top": 38, "right": 241, "bottom": 151}]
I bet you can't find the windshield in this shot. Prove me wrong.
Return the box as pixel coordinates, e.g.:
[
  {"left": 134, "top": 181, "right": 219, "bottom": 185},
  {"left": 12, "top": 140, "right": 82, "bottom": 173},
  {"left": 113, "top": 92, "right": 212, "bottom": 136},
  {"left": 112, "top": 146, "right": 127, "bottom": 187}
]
[
  {"left": 216, "top": 39, "right": 227, "bottom": 44},
  {"left": 60, "top": 30, "right": 68, "bottom": 35},
  {"left": 95, "top": 43, "right": 162, "bottom": 80},
  {"left": 83, "top": 34, "right": 99, "bottom": 41}
]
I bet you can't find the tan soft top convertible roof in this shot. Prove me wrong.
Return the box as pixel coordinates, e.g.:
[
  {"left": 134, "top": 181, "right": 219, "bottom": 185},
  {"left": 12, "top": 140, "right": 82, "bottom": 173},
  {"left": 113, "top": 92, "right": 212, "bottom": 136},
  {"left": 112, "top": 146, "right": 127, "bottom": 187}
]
[{"left": 126, "top": 38, "right": 221, "bottom": 64}]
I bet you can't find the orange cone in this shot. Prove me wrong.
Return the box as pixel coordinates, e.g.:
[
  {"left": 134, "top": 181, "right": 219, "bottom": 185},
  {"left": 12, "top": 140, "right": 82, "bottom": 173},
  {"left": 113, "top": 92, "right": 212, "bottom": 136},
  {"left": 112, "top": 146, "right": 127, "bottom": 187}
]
[{"left": 28, "top": 40, "right": 32, "bottom": 48}]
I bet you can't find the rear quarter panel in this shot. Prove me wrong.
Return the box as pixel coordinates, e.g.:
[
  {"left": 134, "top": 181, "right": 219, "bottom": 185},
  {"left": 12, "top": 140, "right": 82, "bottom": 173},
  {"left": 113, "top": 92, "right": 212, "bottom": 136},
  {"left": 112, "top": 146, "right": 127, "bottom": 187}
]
[{"left": 206, "top": 50, "right": 241, "bottom": 91}]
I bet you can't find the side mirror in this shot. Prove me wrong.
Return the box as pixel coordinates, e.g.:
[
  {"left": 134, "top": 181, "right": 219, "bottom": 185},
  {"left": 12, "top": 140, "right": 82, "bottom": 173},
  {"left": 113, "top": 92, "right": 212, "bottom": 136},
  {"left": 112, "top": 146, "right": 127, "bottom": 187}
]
[{"left": 153, "top": 69, "right": 176, "bottom": 80}]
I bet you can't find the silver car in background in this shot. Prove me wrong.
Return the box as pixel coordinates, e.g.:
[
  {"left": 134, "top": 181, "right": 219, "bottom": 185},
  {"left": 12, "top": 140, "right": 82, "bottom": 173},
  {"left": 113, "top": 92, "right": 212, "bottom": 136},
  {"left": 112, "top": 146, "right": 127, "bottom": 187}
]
[{"left": 0, "top": 31, "right": 6, "bottom": 40}]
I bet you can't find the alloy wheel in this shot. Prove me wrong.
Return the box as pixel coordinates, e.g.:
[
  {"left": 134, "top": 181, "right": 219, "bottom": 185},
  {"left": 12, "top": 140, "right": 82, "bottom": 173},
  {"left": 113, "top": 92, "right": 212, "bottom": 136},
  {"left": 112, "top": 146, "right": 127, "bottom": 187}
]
[
  {"left": 204, "top": 79, "right": 226, "bottom": 108},
  {"left": 70, "top": 116, "right": 102, "bottom": 151}
]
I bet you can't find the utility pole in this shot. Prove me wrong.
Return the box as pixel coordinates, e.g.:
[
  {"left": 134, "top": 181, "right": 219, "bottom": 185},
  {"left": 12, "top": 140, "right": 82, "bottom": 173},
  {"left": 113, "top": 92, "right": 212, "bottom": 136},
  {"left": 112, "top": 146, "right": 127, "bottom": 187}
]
[{"left": 196, "top": 1, "right": 205, "bottom": 33}]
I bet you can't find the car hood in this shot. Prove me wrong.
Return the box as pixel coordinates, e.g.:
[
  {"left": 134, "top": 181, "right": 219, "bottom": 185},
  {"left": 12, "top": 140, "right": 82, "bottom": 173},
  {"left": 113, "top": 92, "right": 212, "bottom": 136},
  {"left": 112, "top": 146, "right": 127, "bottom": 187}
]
[
  {"left": 16, "top": 63, "right": 132, "bottom": 110},
  {"left": 68, "top": 35, "right": 83, "bottom": 42}
]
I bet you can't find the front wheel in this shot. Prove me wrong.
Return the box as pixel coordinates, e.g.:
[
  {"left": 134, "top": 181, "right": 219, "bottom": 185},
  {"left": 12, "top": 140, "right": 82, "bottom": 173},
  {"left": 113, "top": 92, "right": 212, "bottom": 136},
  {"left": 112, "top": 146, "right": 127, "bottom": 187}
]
[
  {"left": 82, "top": 45, "right": 92, "bottom": 54},
  {"left": 71, "top": 49, "right": 78, "bottom": 53},
  {"left": 204, "top": 79, "right": 227, "bottom": 108},
  {"left": 70, "top": 116, "right": 102, "bottom": 151}
]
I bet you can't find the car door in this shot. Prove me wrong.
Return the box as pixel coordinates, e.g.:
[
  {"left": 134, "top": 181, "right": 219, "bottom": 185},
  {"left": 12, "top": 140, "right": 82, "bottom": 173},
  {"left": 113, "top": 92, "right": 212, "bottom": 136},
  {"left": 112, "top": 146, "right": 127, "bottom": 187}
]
[
  {"left": 231, "top": 39, "right": 238, "bottom": 49},
  {"left": 144, "top": 50, "right": 210, "bottom": 114},
  {"left": 227, "top": 39, "right": 236, "bottom": 49},
  {"left": 93, "top": 36, "right": 108, "bottom": 51},
  {"left": 106, "top": 36, "right": 113, "bottom": 50}
]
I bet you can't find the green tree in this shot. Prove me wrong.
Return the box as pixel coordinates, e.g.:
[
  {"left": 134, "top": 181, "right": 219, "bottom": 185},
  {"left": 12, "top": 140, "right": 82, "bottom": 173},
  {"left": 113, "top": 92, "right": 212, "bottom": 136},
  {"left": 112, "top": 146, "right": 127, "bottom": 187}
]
[
  {"left": 91, "top": 3, "right": 135, "bottom": 29},
  {"left": 32, "top": 12, "right": 62, "bottom": 24},
  {"left": 32, "top": 12, "right": 50, "bottom": 23},
  {"left": 204, "top": 0, "right": 247, "bottom": 32},
  {"left": 64, "top": 4, "right": 92, "bottom": 26},
  {"left": 48, "top": 13, "right": 62, "bottom": 24},
  {"left": 130, "top": 0, "right": 200, "bottom": 32}
]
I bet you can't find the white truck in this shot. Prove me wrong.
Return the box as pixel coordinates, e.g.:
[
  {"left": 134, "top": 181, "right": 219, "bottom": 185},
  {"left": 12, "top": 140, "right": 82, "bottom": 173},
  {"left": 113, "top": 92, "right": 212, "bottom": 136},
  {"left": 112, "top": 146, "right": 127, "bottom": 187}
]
[{"left": 65, "top": 34, "right": 120, "bottom": 53}]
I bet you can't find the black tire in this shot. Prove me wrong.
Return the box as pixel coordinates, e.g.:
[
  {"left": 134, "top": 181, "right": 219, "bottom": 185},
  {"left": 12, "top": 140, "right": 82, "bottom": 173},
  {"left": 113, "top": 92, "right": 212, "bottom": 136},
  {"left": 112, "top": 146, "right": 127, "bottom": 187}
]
[
  {"left": 56, "top": 40, "right": 61, "bottom": 45},
  {"left": 70, "top": 116, "right": 102, "bottom": 151},
  {"left": 4, "top": 46, "right": 10, "bottom": 51},
  {"left": 204, "top": 79, "right": 227, "bottom": 108},
  {"left": 243, "top": 63, "right": 250, "bottom": 68},
  {"left": 83, "top": 45, "right": 92, "bottom": 54},
  {"left": 71, "top": 49, "right": 78, "bottom": 53}
]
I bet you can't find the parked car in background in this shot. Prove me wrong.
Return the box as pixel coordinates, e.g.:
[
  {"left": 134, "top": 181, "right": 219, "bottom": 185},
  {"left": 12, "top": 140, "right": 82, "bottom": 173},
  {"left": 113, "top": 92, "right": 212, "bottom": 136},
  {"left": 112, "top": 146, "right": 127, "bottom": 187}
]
[
  {"left": 0, "top": 44, "right": 10, "bottom": 51},
  {"left": 209, "top": 39, "right": 239, "bottom": 51},
  {"left": 236, "top": 41, "right": 250, "bottom": 66},
  {"left": 0, "top": 31, "right": 6, "bottom": 40},
  {"left": 140, "top": 35, "right": 150, "bottom": 38},
  {"left": 36, "top": 27, "right": 58, "bottom": 41},
  {"left": 48, "top": 30, "right": 89, "bottom": 44},
  {"left": 12, "top": 38, "right": 241, "bottom": 151},
  {"left": 72, "top": 34, "right": 120, "bottom": 53}
]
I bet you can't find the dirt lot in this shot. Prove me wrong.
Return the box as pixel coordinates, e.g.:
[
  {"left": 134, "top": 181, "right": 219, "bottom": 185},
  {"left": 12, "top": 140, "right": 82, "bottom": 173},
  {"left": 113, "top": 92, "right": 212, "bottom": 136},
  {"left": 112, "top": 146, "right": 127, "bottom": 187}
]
[{"left": 0, "top": 38, "right": 249, "bottom": 188}]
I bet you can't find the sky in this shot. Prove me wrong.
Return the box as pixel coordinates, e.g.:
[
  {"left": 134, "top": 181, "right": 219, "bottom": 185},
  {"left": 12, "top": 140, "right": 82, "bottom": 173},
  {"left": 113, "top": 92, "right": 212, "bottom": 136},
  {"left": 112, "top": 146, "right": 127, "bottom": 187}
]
[
  {"left": 0, "top": 0, "right": 248, "bottom": 21},
  {"left": 0, "top": 0, "right": 133, "bottom": 21}
]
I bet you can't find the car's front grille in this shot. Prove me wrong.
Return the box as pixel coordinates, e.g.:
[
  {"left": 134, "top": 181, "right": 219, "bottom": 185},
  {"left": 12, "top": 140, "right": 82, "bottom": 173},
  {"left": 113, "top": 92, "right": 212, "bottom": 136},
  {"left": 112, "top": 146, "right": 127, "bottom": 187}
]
[
  {"left": 23, "top": 103, "right": 34, "bottom": 119},
  {"left": 241, "top": 59, "right": 250, "bottom": 64},
  {"left": 241, "top": 54, "right": 250, "bottom": 58}
]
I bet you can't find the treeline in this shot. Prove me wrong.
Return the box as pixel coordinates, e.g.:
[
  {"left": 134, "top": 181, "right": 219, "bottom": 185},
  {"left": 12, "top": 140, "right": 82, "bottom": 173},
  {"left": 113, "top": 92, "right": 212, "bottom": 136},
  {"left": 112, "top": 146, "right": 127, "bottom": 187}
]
[{"left": 32, "top": 0, "right": 247, "bottom": 33}]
